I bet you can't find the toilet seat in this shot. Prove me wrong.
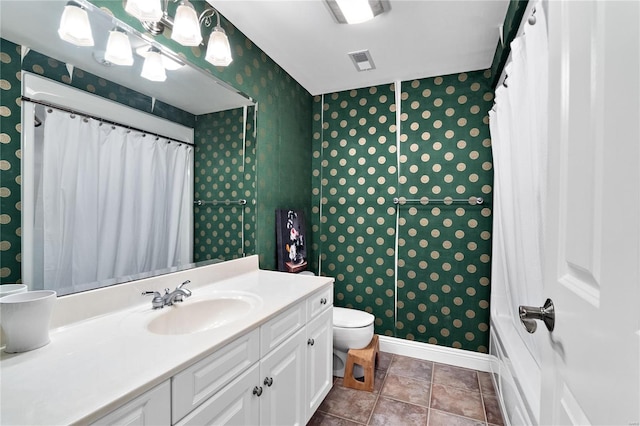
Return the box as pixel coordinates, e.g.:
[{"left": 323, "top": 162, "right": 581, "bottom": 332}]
[{"left": 333, "top": 307, "right": 374, "bottom": 328}]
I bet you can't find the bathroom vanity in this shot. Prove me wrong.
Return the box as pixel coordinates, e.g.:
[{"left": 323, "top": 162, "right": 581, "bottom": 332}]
[{"left": 0, "top": 256, "right": 334, "bottom": 425}]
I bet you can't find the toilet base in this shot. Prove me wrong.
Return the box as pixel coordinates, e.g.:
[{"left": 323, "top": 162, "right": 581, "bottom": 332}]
[{"left": 333, "top": 351, "right": 365, "bottom": 378}]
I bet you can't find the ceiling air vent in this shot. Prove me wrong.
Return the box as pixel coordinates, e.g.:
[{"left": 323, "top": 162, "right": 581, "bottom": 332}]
[{"left": 349, "top": 49, "right": 376, "bottom": 72}]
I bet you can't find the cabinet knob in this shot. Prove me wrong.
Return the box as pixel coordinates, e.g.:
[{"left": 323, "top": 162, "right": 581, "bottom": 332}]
[
  {"left": 263, "top": 377, "right": 273, "bottom": 387},
  {"left": 252, "top": 386, "right": 263, "bottom": 397},
  {"left": 320, "top": 298, "right": 327, "bottom": 305},
  {"left": 307, "top": 338, "right": 315, "bottom": 346}
]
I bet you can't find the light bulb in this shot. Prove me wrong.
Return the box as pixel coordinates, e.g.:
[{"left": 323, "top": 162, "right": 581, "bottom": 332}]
[
  {"left": 141, "top": 49, "right": 166, "bottom": 82},
  {"left": 104, "top": 30, "right": 134, "bottom": 66},
  {"left": 58, "top": 2, "right": 94, "bottom": 47},
  {"left": 171, "top": 0, "right": 202, "bottom": 46},
  {"left": 205, "top": 27, "right": 232, "bottom": 67}
]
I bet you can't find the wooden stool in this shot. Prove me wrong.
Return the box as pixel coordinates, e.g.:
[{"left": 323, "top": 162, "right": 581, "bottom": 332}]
[{"left": 343, "top": 334, "right": 379, "bottom": 392}]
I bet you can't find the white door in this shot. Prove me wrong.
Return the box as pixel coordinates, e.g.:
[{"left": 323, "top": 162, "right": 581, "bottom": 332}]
[{"left": 540, "top": 1, "right": 640, "bottom": 425}]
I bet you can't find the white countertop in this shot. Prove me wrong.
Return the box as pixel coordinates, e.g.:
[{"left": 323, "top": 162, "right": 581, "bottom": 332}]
[{"left": 0, "top": 256, "right": 333, "bottom": 425}]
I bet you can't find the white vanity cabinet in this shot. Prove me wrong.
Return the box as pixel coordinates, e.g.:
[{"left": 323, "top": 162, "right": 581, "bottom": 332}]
[{"left": 91, "top": 285, "right": 333, "bottom": 426}]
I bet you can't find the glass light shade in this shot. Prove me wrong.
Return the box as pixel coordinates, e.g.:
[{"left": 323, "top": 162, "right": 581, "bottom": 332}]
[
  {"left": 135, "top": 46, "right": 184, "bottom": 70},
  {"left": 125, "top": 0, "right": 163, "bottom": 22},
  {"left": 141, "top": 50, "right": 167, "bottom": 82},
  {"left": 171, "top": 1, "right": 202, "bottom": 46},
  {"left": 335, "top": 0, "right": 374, "bottom": 24},
  {"left": 104, "top": 31, "right": 134, "bottom": 66},
  {"left": 58, "top": 3, "right": 94, "bottom": 47},
  {"left": 205, "top": 27, "right": 233, "bottom": 67}
]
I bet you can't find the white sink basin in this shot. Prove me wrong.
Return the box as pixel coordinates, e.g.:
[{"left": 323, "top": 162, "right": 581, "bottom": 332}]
[{"left": 147, "top": 294, "right": 260, "bottom": 335}]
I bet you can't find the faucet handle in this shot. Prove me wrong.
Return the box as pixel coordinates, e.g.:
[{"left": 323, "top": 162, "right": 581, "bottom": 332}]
[
  {"left": 142, "top": 291, "right": 164, "bottom": 309},
  {"left": 176, "top": 280, "right": 192, "bottom": 299}
]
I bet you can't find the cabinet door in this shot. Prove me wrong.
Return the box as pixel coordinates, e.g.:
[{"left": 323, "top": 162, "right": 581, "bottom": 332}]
[
  {"left": 305, "top": 306, "right": 333, "bottom": 422},
  {"left": 91, "top": 381, "right": 170, "bottom": 426},
  {"left": 176, "top": 363, "right": 260, "bottom": 426},
  {"left": 172, "top": 329, "right": 260, "bottom": 423},
  {"left": 260, "top": 327, "right": 306, "bottom": 426}
]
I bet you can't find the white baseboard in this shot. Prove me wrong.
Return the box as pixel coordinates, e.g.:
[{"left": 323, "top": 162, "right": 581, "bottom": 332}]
[{"left": 378, "top": 335, "right": 493, "bottom": 372}]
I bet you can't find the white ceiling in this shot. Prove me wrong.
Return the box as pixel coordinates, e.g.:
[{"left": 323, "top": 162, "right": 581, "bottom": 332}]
[{"left": 210, "top": 0, "right": 510, "bottom": 95}]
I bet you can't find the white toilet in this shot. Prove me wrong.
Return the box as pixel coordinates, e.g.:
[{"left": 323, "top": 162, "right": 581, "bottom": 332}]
[{"left": 332, "top": 307, "right": 375, "bottom": 377}]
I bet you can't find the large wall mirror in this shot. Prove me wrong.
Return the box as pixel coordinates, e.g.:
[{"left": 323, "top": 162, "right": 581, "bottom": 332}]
[{"left": 0, "top": 0, "right": 257, "bottom": 296}]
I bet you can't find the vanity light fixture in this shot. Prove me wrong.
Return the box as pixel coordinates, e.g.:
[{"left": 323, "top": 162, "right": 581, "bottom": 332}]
[
  {"left": 171, "top": 0, "right": 202, "bottom": 46},
  {"left": 123, "top": 0, "right": 233, "bottom": 67},
  {"left": 140, "top": 47, "right": 167, "bottom": 82},
  {"left": 324, "top": 0, "right": 390, "bottom": 25},
  {"left": 104, "top": 29, "right": 134, "bottom": 66},
  {"left": 124, "top": 0, "right": 163, "bottom": 22},
  {"left": 58, "top": 1, "right": 95, "bottom": 46}
]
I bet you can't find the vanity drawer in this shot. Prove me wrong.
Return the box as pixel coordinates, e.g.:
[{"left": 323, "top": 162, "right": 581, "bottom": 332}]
[
  {"left": 307, "top": 285, "right": 333, "bottom": 321},
  {"left": 172, "top": 328, "right": 260, "bottom": 424},
  {"left": 260, "top": 302, "right": 306, "bottom": 357}
]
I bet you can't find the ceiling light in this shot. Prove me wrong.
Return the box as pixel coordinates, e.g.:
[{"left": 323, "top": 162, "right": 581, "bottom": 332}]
[
  {"left": 335, "top": 0, "right": 373, "bottom": 24},
  {"left": 171, "top": 0, "right": 202, "bottom": 46},
  {"left": 141, "top": 48, "right": 166, "bottom": 82},
  {"left": 104, "top": 30, "right": 134, "bottom": 66},
  {"left": 124, "top": 0, "right": 163, "bottom": 22},
  {"left": 58, "top": 2, "right": 94, "bottom": 46},
  {"left": 325, "top": 0, "right": 390, "bottom": 25}
]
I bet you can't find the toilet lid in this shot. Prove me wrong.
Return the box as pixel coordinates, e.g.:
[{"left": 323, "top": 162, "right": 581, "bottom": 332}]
[{"left": 333, "top": 307, "right": 374, "bottom": 328}]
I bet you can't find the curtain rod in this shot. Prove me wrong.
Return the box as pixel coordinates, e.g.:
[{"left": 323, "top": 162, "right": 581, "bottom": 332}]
[
  {"left": 393, "top": 197, "right": 484, "bottom": 206},
  {"left": 194, "top": 199, "right": 247, "bottom": 206},
  {"left": 22, "top": 96, "right": 194, "bottom": 147}
]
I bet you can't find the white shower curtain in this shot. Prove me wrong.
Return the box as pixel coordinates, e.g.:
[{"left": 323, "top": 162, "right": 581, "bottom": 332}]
[
  {"left": 41, "top": 109, "right": 193, "bottom": 294},
  {"left": 489, "top": 6, "right": 549, "bottom": 364}
]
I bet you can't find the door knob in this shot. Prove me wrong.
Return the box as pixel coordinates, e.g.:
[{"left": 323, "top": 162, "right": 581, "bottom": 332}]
[{"left": 518, "top": 298, "right": 555, "bottom": 334}]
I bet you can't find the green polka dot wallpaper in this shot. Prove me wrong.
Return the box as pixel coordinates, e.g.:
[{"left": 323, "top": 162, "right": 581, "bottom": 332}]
[
  {"left": 0, "top": 39, "right": 22, "bottom": 283},
  {"left": 194, "top": 106, "right": 256, "bottom": 260},
  {"left": 312, "top": 71, "right": 494, "bottom": 353}
]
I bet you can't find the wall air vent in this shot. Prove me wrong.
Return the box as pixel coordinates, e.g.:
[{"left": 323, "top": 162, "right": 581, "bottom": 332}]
[{"left": 349, "top": 49, "right": 376, "bottom": 72}]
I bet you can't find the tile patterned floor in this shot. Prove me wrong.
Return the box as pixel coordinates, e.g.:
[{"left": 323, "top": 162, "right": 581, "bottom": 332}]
[{"left": 308, "top": 352, "right": 504, "bottom": 426}]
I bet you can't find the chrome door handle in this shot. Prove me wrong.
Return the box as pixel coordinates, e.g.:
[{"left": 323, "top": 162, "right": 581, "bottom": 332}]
[{"left": 519, "top": 298, "right": 555, "bottom": 334}]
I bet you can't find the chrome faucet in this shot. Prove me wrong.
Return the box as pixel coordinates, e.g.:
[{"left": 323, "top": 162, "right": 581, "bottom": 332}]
[
  {"left": 143, "top": 280, "right": 192, "bottom": 309},
  {"left": 164, "top": 280, "right": 192, "bottom": 306}
]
